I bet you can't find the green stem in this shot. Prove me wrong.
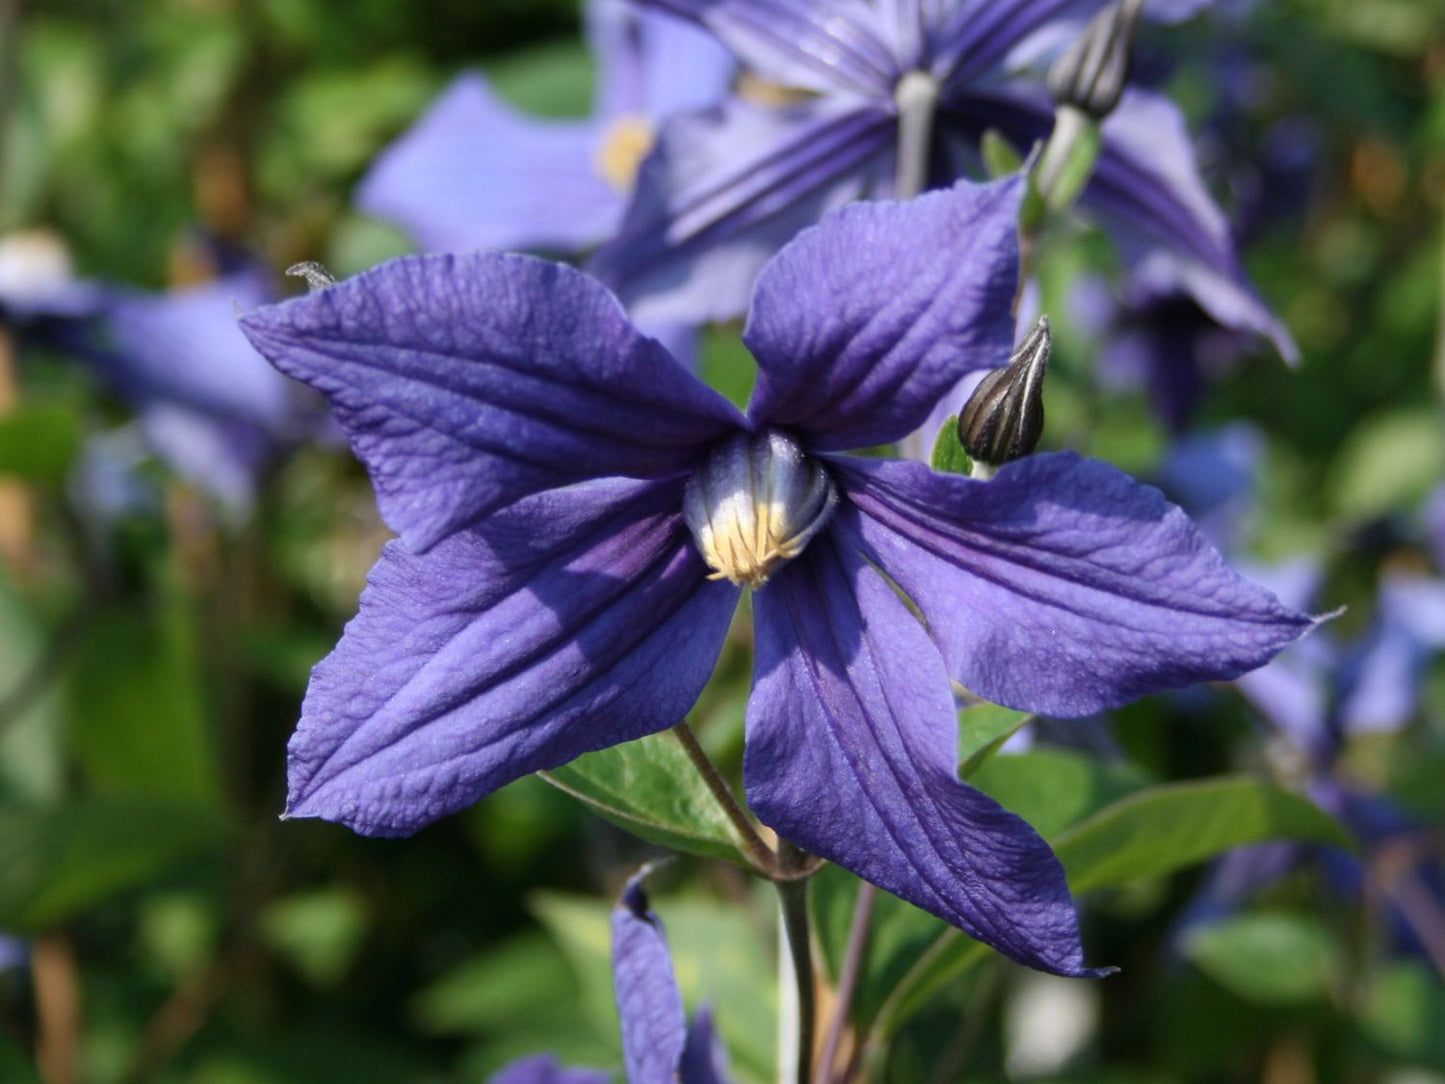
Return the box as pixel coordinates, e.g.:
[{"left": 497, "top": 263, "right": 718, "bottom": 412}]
[
  {"left": 814, "top": 881, "right": 876, "bottom": 1083},
  {"left": 670, "top": 722, "right": 777, "bottom": 875},
  {"left": 777, "top": 841, "right": 816, "bottom": 1084}
]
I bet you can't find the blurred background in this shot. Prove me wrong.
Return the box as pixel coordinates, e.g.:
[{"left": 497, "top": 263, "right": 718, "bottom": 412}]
[{"left": 0, "top": 0, "right": 1443, "bottom": 1081}]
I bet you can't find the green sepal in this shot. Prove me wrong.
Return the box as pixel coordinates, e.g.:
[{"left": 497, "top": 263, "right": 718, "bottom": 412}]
[
  {"left": 980, "top": 129, "right": 1024, "bottom": 179},
  {"left": 930, "top": 415, "right": 973, "bottom": 475},
  {"left": 539, "top": 730, "right": 745, "bottom": 863}
]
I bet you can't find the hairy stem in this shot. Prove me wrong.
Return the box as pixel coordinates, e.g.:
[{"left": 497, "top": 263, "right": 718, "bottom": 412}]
[{"left": 670, "top": 721, "right": 777, "bottom": 875}]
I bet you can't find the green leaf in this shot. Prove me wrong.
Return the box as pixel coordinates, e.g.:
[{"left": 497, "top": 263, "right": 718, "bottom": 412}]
[
  {"left": 68, "top": 601, "right": 221, "bottom": 807},
  {"left": 1330, "top": 407, "right": 1445, "bottom": 520},
  {"left": 0, "top": 405, "right": 81, "bottom": 484},
  {"left": 260, "top": 888, "right": 369, "bottom": 988},
  {"left": 0, "top": 799, "right": 223, "bottom": 932},
  {"left": 969, "top": 748, "right": 1149, "bottom": 838},
  {"left": 956, "top": 701, "right": 1031, "bottom": 771},
  {"left": 869, "top": 776, "right": 1349, "bottom": 1039},
  {"left": 540, "top": 731, "right": 745, "bottom": 862},
  {"left": 930, "top": 415, "right": 973, "bottom": 476},
  {"left": 487, "top": 39, "right": 596, "bottom": 119},
  {"left": 1182, "top": 912, "right": 1341, "bottom": 1006},
  {"left": 1053, "top": 776, "right": 1351, "bottom": 895},
  {"left": 1361, "top": 960, "right": 1445, "bottom": 1059}
]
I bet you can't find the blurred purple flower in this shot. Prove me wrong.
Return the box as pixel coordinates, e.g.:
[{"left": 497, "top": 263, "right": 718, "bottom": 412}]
[
  {"left": 1177, "top": 560, "right": 1445, "bottom": 959},
  {"left": 0, "top": 934, "right": 27, "bottom": 974},
  {"left": 487, "top": 867, "right": 729, "bottom": 1084},
  {"left": 357, "top": 0, "right": 733, "bottom": 256},
  {"left": 241, "top": 179, "right": 1312, "bottom": 977},
  {"left": 1, "top": 232, "right": 323, "bottom": 513},
  {"left": 590, "top": 0, "right": 1294, "bottom": 367},
  {"left": 612, "top": 869, "right": 730, "bottom": 1084}
]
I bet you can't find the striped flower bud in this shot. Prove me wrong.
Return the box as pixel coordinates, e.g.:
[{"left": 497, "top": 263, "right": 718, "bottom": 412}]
[
  {"left": 958, "top": 316, "right": 1051, "bottom": 467},
  {"left": 1045, "top": 0, "right": 1144, "bottom": 120}
]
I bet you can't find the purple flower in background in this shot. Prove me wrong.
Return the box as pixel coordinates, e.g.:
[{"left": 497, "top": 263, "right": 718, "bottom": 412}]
[
  {"left": 241, "top": 178, "right": 1312, "bottom": 977},
  {"left": 612, "top": 869, "right": 730, "bottom": 1083},
  {"left": 487, "top": 867, "right": 729, "bottom": 1084},
  {"left": 1, "top": 231, "right": 317, "bottom": 511},
  {"left": 1177, "top": 561, "right": 1445, "bottom": 957},
  {"left": 590, "top": 0, "right": 1295, "bottom": 366},
  {"left": 357, "top": 0, "right": 733, "bottom": 256}
]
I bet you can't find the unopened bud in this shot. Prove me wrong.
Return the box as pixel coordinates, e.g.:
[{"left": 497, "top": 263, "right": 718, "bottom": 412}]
[
  {"left": 958, "top": 316, "right": 1051, "bottom": 467},
  {"left": 1046, "top": 0, "right": 1144, "bottom": 120}
]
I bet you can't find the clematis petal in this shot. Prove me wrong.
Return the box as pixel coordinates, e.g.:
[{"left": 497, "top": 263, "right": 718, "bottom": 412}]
[
  {"left": 747, "top": 532, "right": 1102, "bottom": 976},
  {"left": 612, "top": 869, "right": 689, "bottom": 1084},
  {"left": 946, "top": 85, "right": 1294, "bottom": 360},
  {"left": 356, "top": 73, "right": 620, "bottom": 255},
  {"left": 935, "top": 0, "right": 1209, "bottom": 88},
  {"left": 241, "top": 252, "right": 744, "bottom": 551},
  {"left": 835, "top": 453, "right": 1316, "bottom": 717},
  {"left": 589, "top": 0, "right": 735, "bottom": 120},
  {"left": 285, "top": 476, "right": 739, "bottom": 836},
  {"left": 679, "top": 1007, "right": 731, "bottom": 1084},
  {"left": 590, "top": 96, "right": 895, "bottom": 326},
  {"left": 487, "top": 1055, "right": 609, "bottom": 1084},
  {"left": 744, "top": 177, "right": 1021, "bottom": 451},
  {"left": 627, "top": 0, "right": 897, "bottom": 96}
]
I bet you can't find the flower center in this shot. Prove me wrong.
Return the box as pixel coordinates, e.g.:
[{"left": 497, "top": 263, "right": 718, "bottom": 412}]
[
  {"left": 593, "top": 114, "right": 655, "bottom": 195},
  {"left": 684, "top": 430, "right": 838, "bottom": 590}
]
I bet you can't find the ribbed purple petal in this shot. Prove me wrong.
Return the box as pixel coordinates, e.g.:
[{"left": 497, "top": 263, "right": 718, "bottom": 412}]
[
  {"left": 356, "top": 74, "right": 619, "bottom": 254},
  {"left": 590, "top": 96, "right": 895, "bottom": 326},
  {"left": 240, "top": 252, "right": 744, "bottom": 551},
  {"left": 285, "top": 476, "right": 739, "bottom": 836},
  {"left": 744, "top": 177, "right": 1021, "bottom": 450},
  {"left": 835, "top": 453, "right": 1316, "bottom": 717},
  {"left": 612, "top": 869, "right": 689, "bottom": 1084},
  {"left": 946, "top": 86, "right": 1295, "bottom": 359},
  {"left": 628, "top": 0, "right": 898, "bottom": 95},
  {"left": 487, "top": 1055, "right": 610, "bottom": 1084},
  {"left": 746, "top": 532, "right": 1104, "bottom": 977}
]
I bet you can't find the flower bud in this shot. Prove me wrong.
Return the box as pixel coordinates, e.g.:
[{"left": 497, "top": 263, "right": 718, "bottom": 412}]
[
  {"left": 1046, "top": 0, "right": 1144, "bottom": 120},
  {"left": 958, "top": 316, "right": 1051, "bottom": 467}
]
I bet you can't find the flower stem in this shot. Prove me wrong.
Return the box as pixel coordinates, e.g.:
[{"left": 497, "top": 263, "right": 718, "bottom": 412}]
[
  {"left": 670, "top": 721, "right": 777, "bottom": 875},
  {"left": 814, "top": 881, "right": 876, "bottom": 1083},
  {"left": 777, "top": 840, "right": 816, "bottom": 1084}
]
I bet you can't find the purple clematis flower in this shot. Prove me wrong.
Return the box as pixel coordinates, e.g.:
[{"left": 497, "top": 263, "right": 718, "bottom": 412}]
[
  {"left": 240, "top": 178, "right": 1312, "bottom": 977},
  {"left": 590, "top": 0, "right": 1294, "bottom": 365},
  {"left": 357, "top": 0, "right": 733, "bottom": 257}
]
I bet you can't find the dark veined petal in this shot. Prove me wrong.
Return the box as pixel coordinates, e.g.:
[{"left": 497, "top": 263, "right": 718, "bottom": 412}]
[
  {"left": 945, "top": 85, "right": 1296, "bottom": 359},
  {"left": 285, "top": 477, "right": 739, "bottom": 836},
  {"left": 590, "top": 96, "right": 895, "bottom": 326},
  {"left": 486, "top": 1054, "right": 610, "bottom": 1084},
  {"left": 746, "top": 532, "right": 1105, "bottom": 977},
  {"left": 835, "top": 453, "right": 1317, "bottom": 717},
  {"left": 241, "top": 252, "right": 745, "bottom": 552},
  {"left": 613, "top": 870, "right": 689, "bottom": 1084},
  {"left": 678, "top": 1007, "right": 731, "bottom": 1084},
  {"left": 744, "top": 177, "right": 1022, "bottom": 451},
  {"left": 627, "top": 0, "right": 899, "bottom": 96},
  {"left": 933, "top": 0, "right": 1205, "bottom": 88},
  {"left": 355, "top": 73, "right": 620, "bottom": 255}
]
